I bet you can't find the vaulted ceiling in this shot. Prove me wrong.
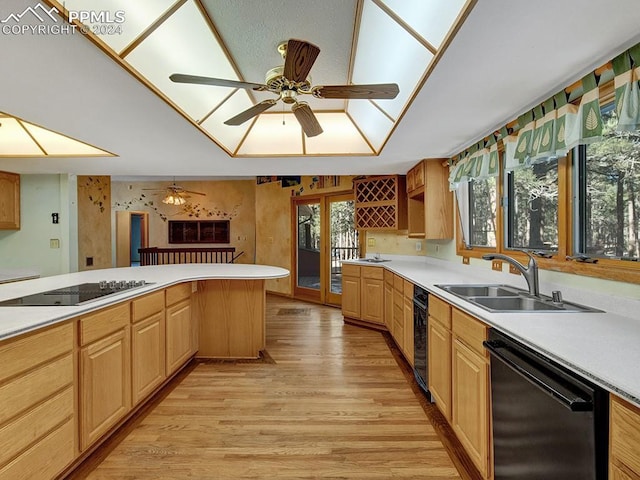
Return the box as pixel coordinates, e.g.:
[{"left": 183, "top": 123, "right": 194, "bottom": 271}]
[{"left": 1, "top": 0, "right": 640, "bottom": 176}]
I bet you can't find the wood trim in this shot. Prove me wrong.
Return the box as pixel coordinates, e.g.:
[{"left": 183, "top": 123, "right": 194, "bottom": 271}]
[
  {"left": 119, "top": 0, "right": 188, "bottom": 58},
  {"left": 371, "top": 0, "right": 437, "bottom": 54}
]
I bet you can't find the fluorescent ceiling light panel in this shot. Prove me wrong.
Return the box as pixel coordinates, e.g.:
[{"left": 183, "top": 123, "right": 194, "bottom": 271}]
[
  {"left": 237, "top": 113, "right": 303, "bottom": 155},
  {"left": 0, "top": 113, "right": 114, "bottom": 157},
  {"left": 0, "top": 117, "right": 43, "bottom": 156},
  {"left": 379, "top": 0, "right": 467, "bottom": 49},
  {"left": 305, "top": 113, "right": 372, "bottom": 155},
  {"left": 347, "top": 101, "right": 394, "bottom": 152},
  {"left": 125, "top": 0, "right": 240, "bottom": 121},
  {"left": 352, "top": 0, "right": 434, "bottom": 120},
  {"left": 61, "top": 0, "right": 176, "bottom": 54},
  {"left": 200, "top": 90, "right": 255, "bottom": 153}
]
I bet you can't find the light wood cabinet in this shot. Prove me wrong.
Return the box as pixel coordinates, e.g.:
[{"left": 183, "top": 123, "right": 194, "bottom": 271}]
[
  {"left": 384, "top": 270, "right": 393, "bottom": 331},
  {"left": 166, "top": 298, "right": 193, "bottom": 375},
  {"left": 407, "top": 162, "right": 425, "bottom": 194},
  {"left": 403, "top": 279, "right": 414, "bottom": 366},
  {"left": 429, "top": 314, "right": 452, "bottom": 420},
  {"left": 610, "top": 395, "right": 640, "bottom": 479},
  {"left": 451, "top": 308, "right": 490, "bottom": 479},
  {"left": 79, "top": 327, "right": 131, "bottom": 451},
  {"left": 341, "top": 264, "right": 361, "bottom": 320},
  {"left": 392, "top": 274, "right": 404, "bottom": 350},
  {"left": 131, "top": 292, "right": 166, "bottom": 405},
  {"left": 406, "top": 160, "right": 453, "bottom": 239},
  {"left": 341, "top": 265, "right": 385, "bottom": 326},
  {"left": 354, "top": 175, "right": 407, "bottom": 231},
  {"left": 0, "top": 171, "right": 20, "bottom": 230},
  {"left": 0, "top": 323, "right": 75, "bottom": 478},
  {"left": 361, "top": 266, "right": 384, "bottom": 324}
]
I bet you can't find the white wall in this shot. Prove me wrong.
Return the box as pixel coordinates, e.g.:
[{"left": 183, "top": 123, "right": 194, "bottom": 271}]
[{"left": 0, "top": 174, "right": 75, "bottom": 277}]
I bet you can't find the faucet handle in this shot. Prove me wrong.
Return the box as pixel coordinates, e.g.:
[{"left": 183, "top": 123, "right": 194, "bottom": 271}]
[{"left": 551, "top": 290, "right": 563, "bottom": 305}]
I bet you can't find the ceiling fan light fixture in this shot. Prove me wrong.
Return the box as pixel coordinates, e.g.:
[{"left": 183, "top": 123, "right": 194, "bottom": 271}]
[{"left": 162, "top": 193, "right": 186, "bottom": 205}]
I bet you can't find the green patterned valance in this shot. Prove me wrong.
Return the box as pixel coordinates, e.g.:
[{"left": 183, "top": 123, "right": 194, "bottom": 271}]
[
  {"left": 564, "top": 72, "right": 603, "bottom": 150},
  {"left": 448, "top": 138, "right": 500, "bottom": 190},
  {"left": 613, "top": 46, "right": 640, "bottom": 132}
]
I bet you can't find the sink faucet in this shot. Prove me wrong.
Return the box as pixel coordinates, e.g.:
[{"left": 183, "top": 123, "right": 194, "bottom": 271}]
[{"left": 482, "top": 252, "right": 540, "bottom": 297}]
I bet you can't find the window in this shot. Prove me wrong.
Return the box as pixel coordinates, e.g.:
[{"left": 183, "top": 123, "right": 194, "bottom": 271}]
[
  {"left": 168, "top": 220, "right": 230, "bottom": 244},
  {"left": 468, "top": 177, "right": 498, "bottom": 247},
  {"left": 506, "top": 159, "right": 559, "bottom": 251},
  {"left": 575, "top": 105, "right": 640, "bottom": 260}
]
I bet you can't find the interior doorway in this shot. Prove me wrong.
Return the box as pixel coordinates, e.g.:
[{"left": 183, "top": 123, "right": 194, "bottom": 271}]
[{"left": 115, "top": 211, "right": 149, "bottom": 267}]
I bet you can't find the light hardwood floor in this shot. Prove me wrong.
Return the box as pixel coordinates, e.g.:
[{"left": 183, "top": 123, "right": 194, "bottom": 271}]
[{"left": 67, "top": 295, "right": 464, "bottom": 479}]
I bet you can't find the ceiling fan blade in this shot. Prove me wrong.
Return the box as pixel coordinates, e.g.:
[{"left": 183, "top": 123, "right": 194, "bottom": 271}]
[
  {"left": 170, "top": 73, "right": 267, "bottom": 91},
  {"left": 283, "top": 39, "right": 320, "bottom": 84},
  {"left": 184, "top": 190, "right": 206, "bottom": 196},
  {"left": 292, "top": 103, "right": 323, "bottom": 137},
  {"left": 224, "top": 99, "right": 278, "bottom": 126},
  {"left": 313, "top": 83, "right": 399, "bottom": 99}
]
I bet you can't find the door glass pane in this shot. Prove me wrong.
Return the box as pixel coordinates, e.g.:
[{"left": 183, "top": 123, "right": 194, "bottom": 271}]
[
  {"left": 330, "top": 199, "right": 359, "bottom": 294},
  {"left": 297, "top": 202, "right": 321, "bottom": 290}
]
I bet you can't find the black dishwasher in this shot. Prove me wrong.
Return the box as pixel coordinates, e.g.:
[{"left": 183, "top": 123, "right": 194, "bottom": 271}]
[
  {"left": 484, "top": 330, "right": 608, "bottom": 480},
  {"left": 413, "top": 286, "right": 430, "bottom": 400}
]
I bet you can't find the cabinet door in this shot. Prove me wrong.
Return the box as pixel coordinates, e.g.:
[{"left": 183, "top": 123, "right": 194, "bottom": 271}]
[
  {"left": 166, "top": 298, "right": 193, "bottom": 375},
  {"left": 80, "top": 327, "right": 131, "bottom": 451},
  {"left": 392, "top": 290, "right": 404, "bottom": 351},
  {"left": 452, "top": 338, "right": 490, "bottom": 478},
  {"left": 361, "top": 277, "right": 384, "bottom": 324},
  {"left": 132, "top": 312, "right": 166, "bottom": 405},
  {"left": 428, "top": 319, "right": 452, "bottom": 420},
  {"left": 384, "top": 283, "right": 393, "bottom": 330},
  {"left": 341, "top": 275, "right": 361, "bottom": 319},
  {"left": 0, "top": 171, "right": 19, "bottom": 230},
  {"left": 403, "top": 297, "right": 414, "bottom": 365}
]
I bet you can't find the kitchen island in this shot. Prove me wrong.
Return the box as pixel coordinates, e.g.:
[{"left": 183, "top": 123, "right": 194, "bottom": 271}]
[{"left": 0, "top": 263, "right": 288, "bottom": 480}]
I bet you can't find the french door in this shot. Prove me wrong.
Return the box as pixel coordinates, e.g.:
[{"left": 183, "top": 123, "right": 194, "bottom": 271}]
[{"left": 292, "top": 192, "right": 360, "bottom": 306}]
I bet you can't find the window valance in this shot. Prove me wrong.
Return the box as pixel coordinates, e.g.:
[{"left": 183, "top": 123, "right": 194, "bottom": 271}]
[{"left": 449, "top": 41, "right": 640, "bottom": 189}]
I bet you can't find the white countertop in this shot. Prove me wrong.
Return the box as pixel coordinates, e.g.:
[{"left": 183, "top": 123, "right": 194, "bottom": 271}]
[
  {"left": 346, "top": 256, "right": 640, "bottom": 407},
  {"left": 0, "top": 264, "right": 289, "bottom": 341}
]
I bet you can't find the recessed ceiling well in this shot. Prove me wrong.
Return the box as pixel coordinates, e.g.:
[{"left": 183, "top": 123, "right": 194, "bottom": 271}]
[{"left": 51, "top": 0, "right": 472, "bottom": 157}]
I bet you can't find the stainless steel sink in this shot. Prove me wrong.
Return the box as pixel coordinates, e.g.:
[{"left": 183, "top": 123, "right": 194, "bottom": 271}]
[
  {"left": 440, "top": 284, "right": 522, "bottom": 297},
  {"left": 435, "top": 284, "right": 601, "bottom": 313},
  {"left": 358, "top": 258, "right": 390, "bottom": 263}
]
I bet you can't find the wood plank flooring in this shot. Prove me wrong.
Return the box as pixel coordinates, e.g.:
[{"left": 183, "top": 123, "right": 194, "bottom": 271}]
[{"left": 67, "top": 296, "right": 464, "bottom": 479}]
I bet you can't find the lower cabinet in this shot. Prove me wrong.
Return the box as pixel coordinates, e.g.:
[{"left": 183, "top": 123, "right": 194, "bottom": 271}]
[
  {"left": 341, "top": 265, "right": 384, "bottom": 325},
  {"left": 451, "top": 308, "right": 491, "bottom": 479},
  {"left": 403, "top": 280, "right": 414, "bottom": 366},
  {"left": 131, "top": 312, "right": 166, "bottom": 405},
  {"left": 383, "top": 270, "right": 393, "bottom": 330},
  {"left": 428, "top": 314, "right": 452, "bottom": 420},
  {"left": 0, "top": 323, "right": 75, "bottom": 479},
  {"left": 80, "top": 326, "right": 131, "bottom": 451},
  {"left": 610, "top": 394, "right": 640, "bottom": 479},
  {"left": 166, "top": 299, "right": 194, "bottom": 374}
]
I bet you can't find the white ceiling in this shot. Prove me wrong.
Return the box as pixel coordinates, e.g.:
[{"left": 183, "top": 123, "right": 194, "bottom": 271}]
[{"left": 1, "top": 0, "right": 640, "bottom": 177}]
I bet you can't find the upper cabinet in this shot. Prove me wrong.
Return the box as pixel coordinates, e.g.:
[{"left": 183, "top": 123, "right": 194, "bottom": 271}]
[
  {"left": 354, "top": 175, "right": 407, "bottom": 231},
  {"left": 0, "top": 171, "right": 20, "bottom": 230},
  {"left": 406, "top": 160, "right": 452, "bottom": 239}
]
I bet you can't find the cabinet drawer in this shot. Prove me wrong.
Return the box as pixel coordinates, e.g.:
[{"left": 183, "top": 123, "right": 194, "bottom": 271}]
[
  {"left": 0, "top": 353, "right": 73, "bottom": 425},
  {"left": 0, "top": 323, "right": 72, "bottom": 382},
  {"left": 611, "top": 395, "right": 640, "bottom": 476},
  {"left": 403, "top": 279, "right": 413, "bottom": 299},
  {"left": 361, "top": 266, "right": 383, "bottom": 280},
  {"left": 429, "top": 295, "right": 451, "bottom": 329},
  {"left": 0, "top": 417, "right": 74, "bottom": 480},
  {"left": 393, "top": 274, "right": 404, "bottom": 292},
  {"left": 452, "top": 308, "right": 488, "bottom": 357},
  {"left": 166, "top": 283, "right": 192, "bottom": 306},
  {"left": 0, "top": 386, "right": 73, "bottom": 467},
  {"left": 132, "top": 290, "right": 164, "bottom": 323},
  {"left": 342, "top": 264, "right": 361, "bottom": 277},
  {"left": 80, "top": 302, "right": 130, "bottom": 346},
  {"left": 384, "top": 269, "right": 394, "bottom": 285}
]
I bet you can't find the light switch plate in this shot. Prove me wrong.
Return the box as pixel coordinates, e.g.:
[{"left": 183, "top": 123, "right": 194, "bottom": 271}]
[
  {"left": 462, "top": 256, "right": 470, "bottom": 265},
  {"left": 49, "top": 238, "right": 60, "bottom": 249},
  {"left": 509, "top": 264, "right": 520, "bottom": 275},
  {"left": 367, "top": 238, "right": 376, "bottom": 247},
  {"left": 492, "top": 260, "right": 503, "bottom": 271}
]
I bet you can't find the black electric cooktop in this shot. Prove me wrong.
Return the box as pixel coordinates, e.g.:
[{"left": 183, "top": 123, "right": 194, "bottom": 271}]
[{"left": 0, "top": 281, "right": 150, "bottom": 306}]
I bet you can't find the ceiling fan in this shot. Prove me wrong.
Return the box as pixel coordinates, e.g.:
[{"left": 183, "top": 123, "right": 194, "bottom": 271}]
[
  {"left": 169, "top": 39, "right": 400, "bottom": 137},
  {"left": 142, "top": 182, "right": 206, "bottom": 206}
]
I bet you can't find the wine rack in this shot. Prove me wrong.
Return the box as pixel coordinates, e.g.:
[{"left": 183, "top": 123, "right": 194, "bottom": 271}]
[{"left": 354, "top": 175, "right": 407, "bottom": 230}]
